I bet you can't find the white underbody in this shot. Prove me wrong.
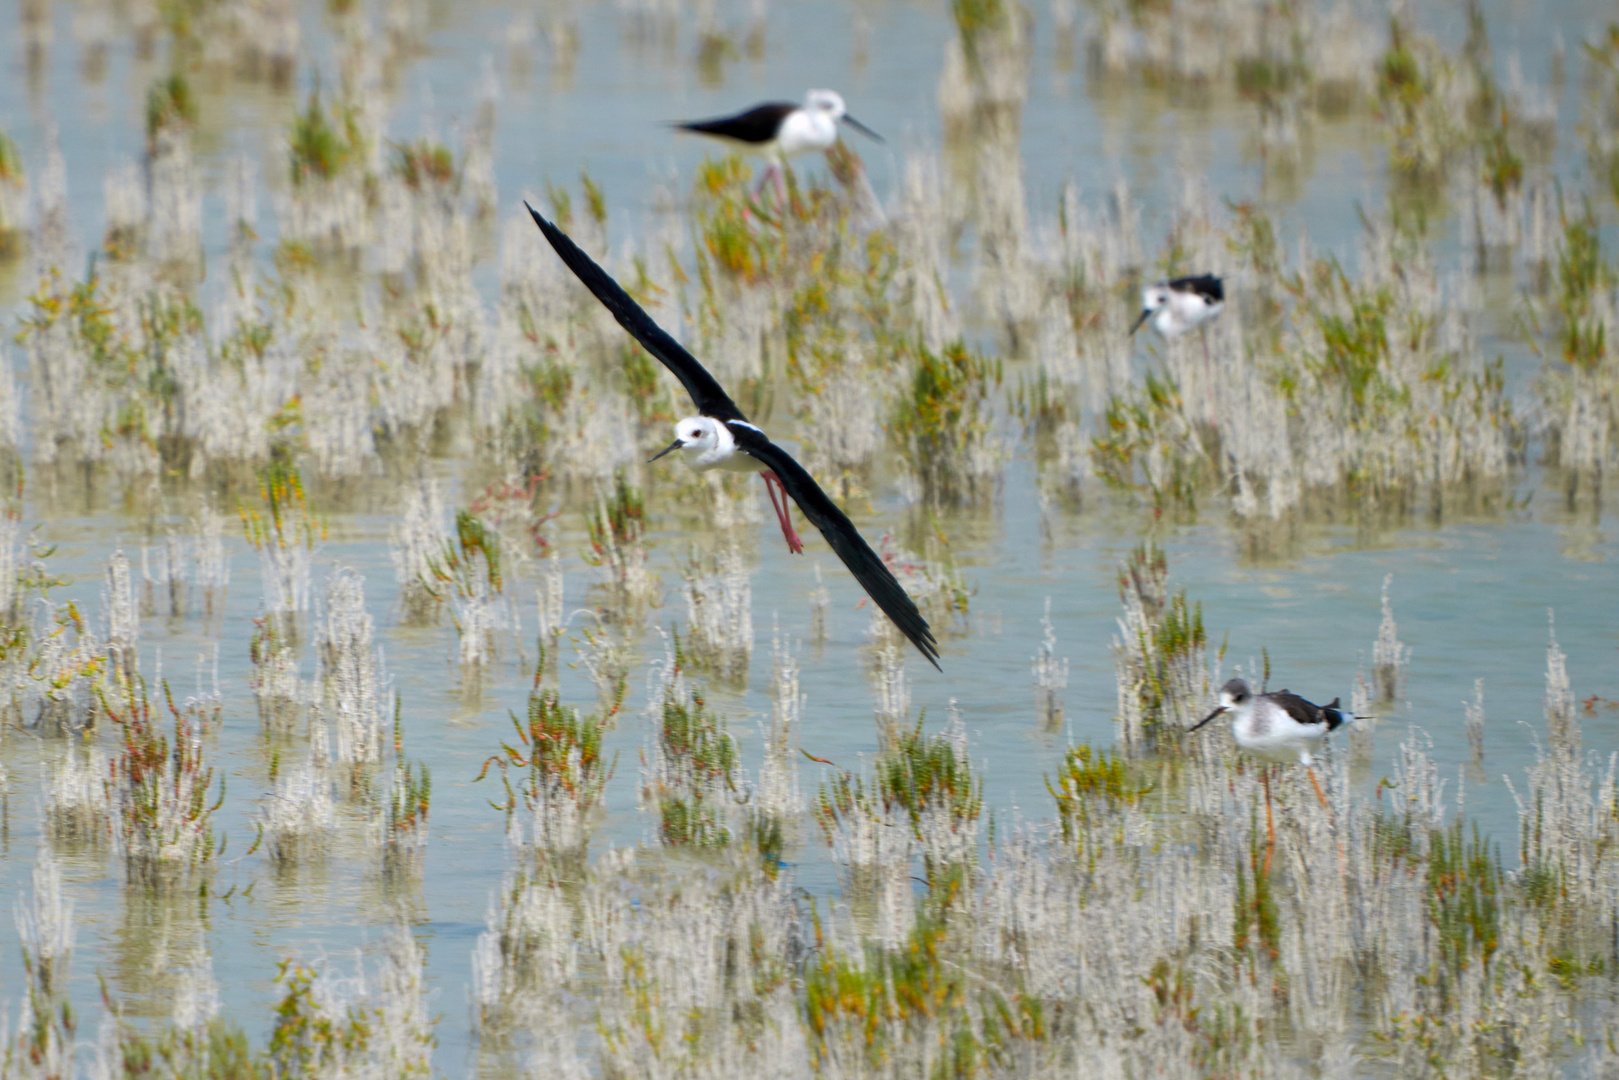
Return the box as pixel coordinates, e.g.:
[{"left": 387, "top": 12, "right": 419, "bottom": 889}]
[
  {"left": 1149, "top": 291, "right": 1224, "bottom": 338},
  {"left": 772, "top": 108, "right": 838, "bottom": 160},
  {"left": 1227, "top": 698, "right": 1329, "bottom": 766}
]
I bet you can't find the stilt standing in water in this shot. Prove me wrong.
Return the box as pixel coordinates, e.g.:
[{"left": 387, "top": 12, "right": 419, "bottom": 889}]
[
  {"left": 1131, "top": 274, "right": 1225, "bottom": 365},
  {"left": 1191, "top": 676, "right": 1354, "bottom": 873},
  {"left": 672, "top": 89, "right": 883, "bottom": 202},
  {"left": 526, "top": 203, "right": 940, "bottom": 670}
]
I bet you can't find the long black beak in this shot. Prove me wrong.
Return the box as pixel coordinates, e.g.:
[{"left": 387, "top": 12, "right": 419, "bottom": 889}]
[
  {"left": 1129, "top": 308, "right": 1151, "bottom": 335},
  {"left": 648, "top": 438, "right": 684, "bottom": 463},
  {"left": 1189, "top": 705, "right": 1226, "bottom": 732},
  {"left": 840, "top": 115, "right": 883, "bottom": 144}
]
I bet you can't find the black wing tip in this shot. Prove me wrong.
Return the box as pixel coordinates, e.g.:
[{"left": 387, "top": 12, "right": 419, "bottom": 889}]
[
  {"left": 886, "top": 601, "right": 942, "bottom": 671},
  {"left": 524, "top": 200, "right": 564, "bottom": 244}
]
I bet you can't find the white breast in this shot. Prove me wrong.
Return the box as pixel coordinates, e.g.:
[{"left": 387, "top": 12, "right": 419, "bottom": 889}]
[
  {"left": 1231, "top": 699, "right": 1326, "bottom": 765},
  {"left": 680, "top": 422, "right": 769, "bottom": 475},
  {"left": 775, "top": 108, "right": 836, "bottom": 159},
  {"left": 1157, "top": 291, "right": 1222, "bottom": 337}
]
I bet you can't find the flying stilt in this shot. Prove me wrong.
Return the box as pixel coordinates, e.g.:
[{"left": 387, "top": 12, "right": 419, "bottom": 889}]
[
  {"left": 1130, "top": 274, "right": 1225, "bottom": 366},
  {"left": 672, "top": 89, "right": 883, "bottom": 202},
  {"left": 525, "top": 202, "right": 940, "bottom": 670},
  {"left": 1190, "top": 677, "right": 1355, "bottom": 874}
]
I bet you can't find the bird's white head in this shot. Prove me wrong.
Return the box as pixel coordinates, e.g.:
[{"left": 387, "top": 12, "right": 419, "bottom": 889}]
[
  {"left": 804, "top": 88, "right": 848, "bottom": 119},
  {"left": 1217, "top": 678, "right": 1252, "bottom": 711},
  {"left": 1130, "top": 283, "right": 1171, "bottom": 335},
  {"left": 1192, "top": 677, "right": 1252, "bottom": 731},
  {"left": 648, "top": 416, "right": 733, "bottom": 471}
]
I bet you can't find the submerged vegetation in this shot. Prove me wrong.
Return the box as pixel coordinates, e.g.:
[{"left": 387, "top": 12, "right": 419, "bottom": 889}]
[{"left": 3, "top": 0, "right": 1619, "bottom": 1076}]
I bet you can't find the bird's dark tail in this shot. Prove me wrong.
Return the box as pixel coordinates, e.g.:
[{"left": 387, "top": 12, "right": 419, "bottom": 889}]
[{"left": 1321, "top": 697, "right": 1356, "bottom": 731}]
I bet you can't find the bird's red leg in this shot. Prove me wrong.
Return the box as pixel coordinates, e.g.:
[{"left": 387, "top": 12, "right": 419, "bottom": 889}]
[
  {"left": 1261, "top": 768, "right": 1276, "bottom": 877},
  {"left": 752, "top": 164, "right": 779, "bottom": 202},
  {"left": 1306, "top": 765, "right": 1329, "bottom": 809},
  {"left": 762, "top": 471, "right": 804, "bottom": 554}
]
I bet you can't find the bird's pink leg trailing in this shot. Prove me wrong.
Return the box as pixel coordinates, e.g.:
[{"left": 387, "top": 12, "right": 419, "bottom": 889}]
[
  {"left": 752, "top": 163, "right": 780, "bottom": 201},
  {"left": 761, "top": 471, "right": 804, "bottom": 554}
]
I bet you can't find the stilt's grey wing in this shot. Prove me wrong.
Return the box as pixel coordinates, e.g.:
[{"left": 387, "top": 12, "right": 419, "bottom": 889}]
[
  {"left": 672, "top": 102, "right": 797, "bottom": 144},
  {"left": 525, "top": 202, "right": 747, "bottom": 423},
  {"left": 728, "top": 426, "right": 941, "bottom": 671}
]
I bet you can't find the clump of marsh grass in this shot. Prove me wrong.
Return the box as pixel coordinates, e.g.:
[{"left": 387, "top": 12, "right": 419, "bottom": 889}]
[
  {"left": 585, "top": 470, "right": 658, "bottom": 611},
  {"left": 1112, "top": 545, "right": 1211, "bottom": 754},
  {"left": 44, "top": 744, "right": 111, "bottom": 854},
  {"left": 430, "top": 510, "right": 507, "bottom": 677},
  {"left": 0, "top": 128, "right": 24, "bottom": 259},
  {"left": 264, "top": 925, "right": 435, "bottom": 1078},
  {"left": 1047, "top": 742, "right": 1151, "bottom": 854},
  {"left": 15, "top": 261, "right": 201, "bottom": 479},
  {"left": 102, "top": 549, "right": 139, "bottom": 684},
  {"left": 470, "top": 861, "right": 585, "bottom": 1047},
  {"left": 314, "top": 568, "right": 390, "bottom": 792},
  {"left": 7, "top": 849, "right": 76, "bottom": 1078},
  {"left": 1372, "top": 573, "right": 1411, "bottom": 703},
  {"left": 242, "top": 453, "right": 319, "bottom": 638},
  {"left": 803, "top": 906, "right": 1043, "bottom": 1078},
  {"left": 102, "top": 675, "right": 222, "bottom": 891},
  {"left": 380, "top": 704, "right": 431, "bottom": 882},
  {"left": 390, "top": 478, "right": 450, "bottom": 625},
  {"left": 1090, "top": 369, "right": 1214, "bottom": 513},
  {"left": 1504, "top": 620, "right": 1619, "bottom": 965},
  {"left": 257, "top": 751, "right": 335, "bottom": 874},
  {"left": 282, "top": 82, "right": 373, "bottom": 252},
  {"left": 249, "top": 613, "right": 304, "bottom": 739},
  {"left": 889, "top": 338, "right": 1004, "bottom": 506},
  {"left": 808, "top": 563, "right": 830, "bottom": 645},
  {"left": 1537, "top": 205, "right": 1619, "bottom": 509},
  {"left": 30, "top": 598, "right": 106, "bottom": 736},
  {"left": 1032, "top": 597, "right": 1068, "bottom": 730},
  {"left": 680, "top": 545, "right": 753, "bottom": 684},
  {"left": 1464, "top": 677, "right": 1485, "bottom": 769},
  {"left": 533, "top": 550, "right": 564, "bottom": 668},
  {"left": 139, "top": 534, "right": 188, "bottom": 620},
  {"left": 574, "top": 620, "right": 632, "bottom": 718},
  {"left": 641, "top": 646, "right": 740, "bottom": 848},
  {"left": 757, "top": 631, "right": 804, "bottom": 826},
  {"left": 869, "top": 640, "right": 912, "bottom": 749},
  {"left": 816, "top": 709, "right": 985, "bottom": 893},
  {"left": 480, "top": 649, "right": 619, "bottom": 862}
]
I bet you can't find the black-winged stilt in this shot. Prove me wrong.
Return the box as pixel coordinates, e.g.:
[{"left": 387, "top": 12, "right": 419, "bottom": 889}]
[
  {"left": 1131, "top": 273, "right": 1225, "bottom": 370},
  {"left": 525, "top": 203, "right": 940, "bottom": 671},
  {"left": 672, "top": 90, "right": 882, "bottom": 199},
  {"left": 1191, "top": 677, "right": 1355, "bottom": 872},
  {"left": 1130, "top": 274, "right": 1225, "bottom": 338}
]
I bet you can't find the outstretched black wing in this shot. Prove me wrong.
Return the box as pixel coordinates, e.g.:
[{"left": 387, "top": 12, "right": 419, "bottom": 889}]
[
  {"left": 727, "top": 424, "right": 941, "bottom": 671},
  {"left": 673, "top": 102, "right": 797, "bottom": 145},
  {"left": 1168, "top": 273, "right": 1224, "bottom": 304},
  {"left": 525, "top": 202, "right": 747, "bottom": 423}
]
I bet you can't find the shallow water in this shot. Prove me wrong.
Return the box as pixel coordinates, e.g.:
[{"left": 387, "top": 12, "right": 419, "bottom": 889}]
[{"left": 0, "top": 0, "right": 1617, "bottom": 1069}]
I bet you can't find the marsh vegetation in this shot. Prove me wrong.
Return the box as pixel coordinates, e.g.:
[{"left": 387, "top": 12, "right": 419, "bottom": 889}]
[{"left": 0, "top": 0, "right": 1616, "bottom": 1076}]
